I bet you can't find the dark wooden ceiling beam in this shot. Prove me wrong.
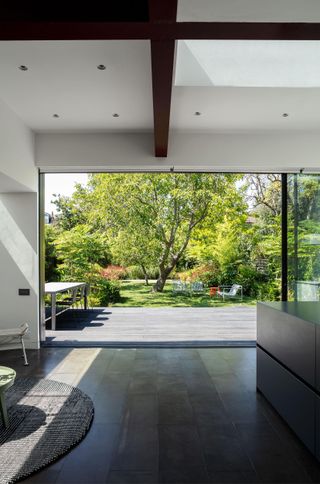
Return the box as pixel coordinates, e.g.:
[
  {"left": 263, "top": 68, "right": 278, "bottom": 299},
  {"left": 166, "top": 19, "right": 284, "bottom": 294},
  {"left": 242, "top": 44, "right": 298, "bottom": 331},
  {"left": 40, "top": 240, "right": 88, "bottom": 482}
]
[
  {"left": 0, "top": 22, "right": 151, "bottom": 40},
  {"left": 150, "top": 39, "right": 175, "bottom": 157},
  {"left": 1, "top": 21, "right": 320, "bottom": 41},
  {"left": 176, "top": 22, "right": 320, "bottom": 40},
  {"left": 149, "top": 0, "right": 178, "bottom": 157},
  {"left": 148, "top": 2, "right": 178, "bottom": 23}
]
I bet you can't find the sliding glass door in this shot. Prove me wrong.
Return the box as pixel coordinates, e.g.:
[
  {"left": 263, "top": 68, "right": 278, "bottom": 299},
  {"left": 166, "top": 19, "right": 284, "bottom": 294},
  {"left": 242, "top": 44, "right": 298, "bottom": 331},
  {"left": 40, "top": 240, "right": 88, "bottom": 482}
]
[{"left": 288, "top": 174, "right": 320, "bottom": 301}]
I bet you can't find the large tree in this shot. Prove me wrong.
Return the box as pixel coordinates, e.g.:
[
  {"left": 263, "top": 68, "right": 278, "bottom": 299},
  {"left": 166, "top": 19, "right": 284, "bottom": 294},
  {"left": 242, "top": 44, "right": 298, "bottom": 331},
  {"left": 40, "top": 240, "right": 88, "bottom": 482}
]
[{"left": 78, "top": 173, "right": 241, "bottom": 291}]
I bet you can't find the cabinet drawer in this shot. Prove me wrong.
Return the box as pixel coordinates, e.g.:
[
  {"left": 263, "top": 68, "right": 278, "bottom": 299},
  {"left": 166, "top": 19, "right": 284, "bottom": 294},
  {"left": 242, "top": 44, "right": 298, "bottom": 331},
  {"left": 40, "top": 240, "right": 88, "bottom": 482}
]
[
  {"left": 257, "top": 303, "right": 315, "bottom": 386},
  {"left": 257, "top": 347, "right": 315, "bottom": 454}
]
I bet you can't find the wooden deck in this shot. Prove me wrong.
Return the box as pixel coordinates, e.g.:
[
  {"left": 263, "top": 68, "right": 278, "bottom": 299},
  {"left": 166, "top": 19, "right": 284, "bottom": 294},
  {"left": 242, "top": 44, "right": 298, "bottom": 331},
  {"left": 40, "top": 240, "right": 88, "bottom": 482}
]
[{"left": 45, "top": 306, "right": 256, "bottom": 346}]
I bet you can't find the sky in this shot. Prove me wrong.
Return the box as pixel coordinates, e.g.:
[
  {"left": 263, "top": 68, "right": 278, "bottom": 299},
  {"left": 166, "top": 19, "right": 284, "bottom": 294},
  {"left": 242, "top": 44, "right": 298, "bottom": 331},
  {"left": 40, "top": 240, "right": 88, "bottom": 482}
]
[{"left": 45, "top": 173, "right": 88, "bottom": 214}]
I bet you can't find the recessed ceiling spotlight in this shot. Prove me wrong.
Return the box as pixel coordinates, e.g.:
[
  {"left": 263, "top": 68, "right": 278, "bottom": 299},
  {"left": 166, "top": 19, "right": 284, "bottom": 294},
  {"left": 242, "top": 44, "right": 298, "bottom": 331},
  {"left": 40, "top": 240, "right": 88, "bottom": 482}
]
[
  {"left": 19, "top": 65, "right": 28, "bottom": 71},
  {"left": 97, "top": 64, "right": 106, "bottom": 70},
  {"left": 52, "top": 114, "right": 60, "bottom": 118},
  {"left": 282, "top": 113, "right": 289, "bottom": 117},
  {"left": 194, "top": 111, "right": 201, "bottom": 116},
  {"left": 112, "top": 113, "right": 119, "bottom": 118}
]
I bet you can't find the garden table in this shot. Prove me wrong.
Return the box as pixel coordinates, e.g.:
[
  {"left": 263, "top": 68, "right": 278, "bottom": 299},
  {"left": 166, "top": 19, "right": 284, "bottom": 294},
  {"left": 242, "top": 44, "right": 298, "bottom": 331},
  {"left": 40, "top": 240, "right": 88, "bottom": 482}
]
[
  {"left": 45, "top": 282, "right": 88, "bottom": 331},
  {"left": 0, "top": 366, "right": 16, "bottom": 428}
]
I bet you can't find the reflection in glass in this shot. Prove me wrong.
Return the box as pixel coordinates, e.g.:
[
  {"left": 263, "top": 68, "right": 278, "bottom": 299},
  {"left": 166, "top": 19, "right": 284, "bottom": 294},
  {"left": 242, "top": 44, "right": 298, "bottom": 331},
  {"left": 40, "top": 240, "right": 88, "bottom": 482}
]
[{"left": 288, "top": 174, "right": 320, "bottom": 301}]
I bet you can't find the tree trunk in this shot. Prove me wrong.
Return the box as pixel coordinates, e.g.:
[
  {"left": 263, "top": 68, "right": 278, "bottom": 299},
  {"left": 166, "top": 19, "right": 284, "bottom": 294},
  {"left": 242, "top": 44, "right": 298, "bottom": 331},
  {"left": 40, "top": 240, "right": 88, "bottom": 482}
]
[
  {"left": 153, "top": 266, "right": 173, "bottom": 292},
  {"left": 153, "top": 273, "right": 167, "bottom": 292},
  {"left": 141, "top": 265, "right": 149, "bottom": 286},
  {"left": 152, "top": 218, "right": 196, "bottom": 292}
]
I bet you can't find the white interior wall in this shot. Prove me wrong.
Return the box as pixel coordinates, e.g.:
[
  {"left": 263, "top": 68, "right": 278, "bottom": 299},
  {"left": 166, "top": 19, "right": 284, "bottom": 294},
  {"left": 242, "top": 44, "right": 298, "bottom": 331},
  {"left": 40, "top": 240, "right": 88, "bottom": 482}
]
[
  {"left": 35, "top": 131, "right": 320, "bottom": 173},
  {"left": 0, "top": 101, "right": 39, "bottom": 351},
  {"left": 0, "top": 193, "right": 39, "bottom": 349},
  {"left": 0, "top": 98, "right": 36, "bottom": 192}
]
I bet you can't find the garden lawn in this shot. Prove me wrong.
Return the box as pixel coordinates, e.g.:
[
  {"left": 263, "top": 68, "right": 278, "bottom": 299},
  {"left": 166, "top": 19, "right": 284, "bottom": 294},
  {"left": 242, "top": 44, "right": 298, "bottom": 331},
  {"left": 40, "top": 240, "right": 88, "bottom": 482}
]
[{"left": 112, "top": 280, "right": 256, "bottom": 307}]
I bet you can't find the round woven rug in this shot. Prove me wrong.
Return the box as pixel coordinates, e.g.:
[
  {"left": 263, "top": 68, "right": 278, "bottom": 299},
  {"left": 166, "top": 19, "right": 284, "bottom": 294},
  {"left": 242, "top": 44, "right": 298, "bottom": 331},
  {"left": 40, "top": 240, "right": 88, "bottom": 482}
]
[{"left": 0, "top": 377, "right": 94, "bottom": 484}]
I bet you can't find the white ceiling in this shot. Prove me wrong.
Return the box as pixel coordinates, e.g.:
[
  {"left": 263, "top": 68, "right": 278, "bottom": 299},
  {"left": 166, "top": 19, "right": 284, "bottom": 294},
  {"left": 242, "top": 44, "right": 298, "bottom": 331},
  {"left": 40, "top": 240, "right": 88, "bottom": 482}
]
[
  {"left": 177, "top": 0, "right": 320, "bottom": 22},
  {"left": 171, "top": 87, "right": 320, "bottom": 131},
  {"left": 173, "top": 39, "right": 320, "bottom": 131},
  {"left": 0, "top": 39, "right": 320, "bottom": 135},
  {"left": 0, "top": 40, "right": 153, "bottom": 132}
]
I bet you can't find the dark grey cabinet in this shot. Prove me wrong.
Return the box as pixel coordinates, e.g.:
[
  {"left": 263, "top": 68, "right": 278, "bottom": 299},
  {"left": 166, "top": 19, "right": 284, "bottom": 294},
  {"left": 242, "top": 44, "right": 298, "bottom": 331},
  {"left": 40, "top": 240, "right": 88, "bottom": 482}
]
[{"left": 257, "top": 302, "right": 320, "bottom": 459}]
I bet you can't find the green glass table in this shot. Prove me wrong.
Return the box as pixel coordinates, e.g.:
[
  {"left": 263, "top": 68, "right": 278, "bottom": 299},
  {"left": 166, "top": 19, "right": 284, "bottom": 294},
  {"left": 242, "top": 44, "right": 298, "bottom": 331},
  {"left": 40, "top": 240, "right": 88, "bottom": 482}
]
[{"left": 0, "top": 366, "right": 16, "bottom": 428}]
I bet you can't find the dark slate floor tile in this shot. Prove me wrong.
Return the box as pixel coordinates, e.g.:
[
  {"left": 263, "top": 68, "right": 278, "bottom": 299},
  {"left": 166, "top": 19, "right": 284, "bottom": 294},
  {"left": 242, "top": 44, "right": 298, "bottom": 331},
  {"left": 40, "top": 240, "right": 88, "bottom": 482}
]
[
  {"left": 233, "top": 367, "right": 257, "bottom": 389},
  {"left": 135, "top": 349, "right": 158, "bottom": 360},
  {"left": 157, "top": 353, "right": 181, "bottom": 373},
  {"left": 159, "top": 466, "right": 209, "bottom": 484},
  {"left": 198, "top": 424, "right": 254, "bottom": 473},
  {"left": 92, "top": 390, "right": 127, "bottom": 424},
  {"left": 129, "top": 374, "right": 157, "bottom": 395},
  {"left": 159, "top": 424, "right": 209, "bottom": 484},
  {"left": 22, "top": 468, "right": 60, "bottom": 483},
  {"left": 124, "top": 394, "right": 158, "bottom": 425},
  {"left": 157, "top": 362, "right": 182, "bottom": 375},
  {"left": 189, "top": 392, "right": 231, "bottom": 425},
  {"left": 179, "top": 358, "right": 207, "bottom": 373},
  {"left": 218, "top": 392, "right": 268, "bottom": 423},
  {"left": 111, "top": 424, "right": 158, "bottom": 471},
  {"left": 207, "top": 471, "right": 260, "bottom": 483},
  {"left": 210, "top": 372, "right": 248, "bottom": 394},
  {"left": 108, "top": 351, "right": 136, "bottom": 373},
  {"left": 157, "top": 349, "right": 181, "bottom": 360},
  {"left": 235, "top": 421, "right": 281, "bottom": 441},
  {"left": 158, "top": 392, "right": 195, "bottom": 424},
  {"left": 256, "top": 468, "right": 311, "bottom": 483},
  {"left": 222, "top": 348, "right": 256, "bottom": 364},
  {"left": 4, "top": 348, "right": 320, "bottom": 484},
  {"left": 305, "top": 465, "right": 320, "bottom": 483},
  {"left": 106, "top": 471, "right": 159, "bottom": 484},
  {"left": 157, "top": 373, "right": 187, "bottom": 395},
  {"left": 200, "top": 357, "right": 233, "bottom": 376},
  {"left": 159, "top": 424, "right": 206, "bottom": 469},
  {"left": 133, "top": 359, "right": 158, "bottom": 374},
  {"left": 241, "top": 433, "right": 312, "bottom": 483},
  {"left": 55, "top": 423, "right": 120, "bottom": 484},
  {"left": 177, "top": 349, "right": 201, "bottom": 360},
  {"left": 183, "top": 373, "right": 218, "bottom": 396}
]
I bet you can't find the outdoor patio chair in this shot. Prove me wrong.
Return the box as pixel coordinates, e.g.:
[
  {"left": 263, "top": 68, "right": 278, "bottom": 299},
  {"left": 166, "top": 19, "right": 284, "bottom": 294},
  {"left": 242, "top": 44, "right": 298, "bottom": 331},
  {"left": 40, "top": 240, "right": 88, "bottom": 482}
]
[
  {"left": 0, "top": 323, "right": 29, "bottom": 365},
  {"left": 217, "top": 284, "right": 243, "bottom": 301},
  {"left": 172, "top": 280, "right": 188, "bottom": 294},
  {"left": 64, "top": 283, "right": 91, "bottom": 309},
  {"left": 59, "top": 287, "right": 79, "bottom": 308},
  {"left": 74, "top": 284, "right": 87, "bottom": 308},
  {"left": 190, "top": 281, "right": 205, "bottom": 294}
]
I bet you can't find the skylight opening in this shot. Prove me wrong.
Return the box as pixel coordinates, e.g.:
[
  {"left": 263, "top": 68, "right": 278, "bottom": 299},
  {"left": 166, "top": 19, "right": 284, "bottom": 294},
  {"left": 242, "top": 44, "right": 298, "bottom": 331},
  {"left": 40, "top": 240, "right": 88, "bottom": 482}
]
[{"left": 175, "top": 40, "right": 320, "bottom": 88}]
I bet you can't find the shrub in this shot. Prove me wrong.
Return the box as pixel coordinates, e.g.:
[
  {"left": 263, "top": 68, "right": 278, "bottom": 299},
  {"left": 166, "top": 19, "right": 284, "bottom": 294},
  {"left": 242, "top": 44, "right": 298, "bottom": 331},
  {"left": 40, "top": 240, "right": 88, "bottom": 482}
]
[
  {"left": 45, "top": 225, "right": 61, "bottom": 282},
  {"left": 126, "top": 265, "right": 143, "bottom": 279},
  {"left": 101, "top": 265, "right": 127, "bottom": 280},
  {"left": 93, "top": 277, "right": 121, "bottom": 306},
  {"left": 177, "top": 263, "right": 219, "bottom": 285},
  {"left": 126, "top": 265, "right": 159, "bottom": 280},
  {"left": 177, "top": 261, "right": 280, "bottom": 299},
  {"left": 257, "top": 278, "right": 281, "bottom": 301}
]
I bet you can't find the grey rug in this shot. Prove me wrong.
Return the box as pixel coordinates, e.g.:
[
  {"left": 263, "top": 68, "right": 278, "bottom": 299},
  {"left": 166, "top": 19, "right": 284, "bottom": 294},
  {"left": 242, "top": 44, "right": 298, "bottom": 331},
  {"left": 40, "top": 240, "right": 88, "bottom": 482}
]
[{"left": 0, "top": 377, "right": 94, "bottom": 484}]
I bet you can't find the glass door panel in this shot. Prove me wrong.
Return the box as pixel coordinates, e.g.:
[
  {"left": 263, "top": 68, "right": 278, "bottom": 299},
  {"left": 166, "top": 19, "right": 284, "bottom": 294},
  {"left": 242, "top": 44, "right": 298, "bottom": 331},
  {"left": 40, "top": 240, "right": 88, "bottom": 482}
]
[{"left": 288, "top": 174, "right": 320, "bottom": 301}]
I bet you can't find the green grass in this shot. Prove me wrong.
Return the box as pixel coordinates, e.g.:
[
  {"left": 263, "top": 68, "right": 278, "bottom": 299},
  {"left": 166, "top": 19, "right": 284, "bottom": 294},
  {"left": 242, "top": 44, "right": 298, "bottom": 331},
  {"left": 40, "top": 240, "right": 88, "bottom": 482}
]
[{"left": 112, "top": 280, "right": 256, "bottom": 307}]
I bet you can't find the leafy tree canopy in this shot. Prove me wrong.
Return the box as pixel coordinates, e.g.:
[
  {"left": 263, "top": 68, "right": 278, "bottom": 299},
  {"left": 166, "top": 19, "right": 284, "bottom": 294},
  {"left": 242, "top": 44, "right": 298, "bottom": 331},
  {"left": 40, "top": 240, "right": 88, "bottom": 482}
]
[{"left": 53, "top": 173, "right": 244, "bottom": 291}]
